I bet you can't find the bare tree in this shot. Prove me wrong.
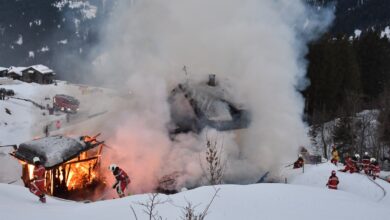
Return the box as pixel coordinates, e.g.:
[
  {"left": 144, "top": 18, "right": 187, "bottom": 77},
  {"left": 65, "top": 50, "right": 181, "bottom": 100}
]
[
  {"left": 311, "top": 107, "right": 333, "bottom": 159},
  {"left": 130, "top": 189, "right": 220, "bottom": 220},
  {"left": 377, "top": 86, "right": 390, "bottom": 162},
  {"left": 180, "top": 188, "right": 220, "bottom": 220},
  {"left": 200, "top": 137, "right": 226, "bottom": 185},
  {"left": 131, "top": 193, "right": 170, "bottom": 220},
  {"left": 355, "top": 112, "right": 376, "bottom": 156}
]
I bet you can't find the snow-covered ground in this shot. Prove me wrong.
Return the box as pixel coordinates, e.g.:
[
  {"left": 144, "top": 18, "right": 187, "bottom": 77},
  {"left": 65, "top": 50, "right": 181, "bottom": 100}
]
[
  {"left": 286, "top": 162, "right": 390, "bottom": 204},
  {"left": 1, "top": 174, "right": 389, "bottom": 220},
  {"left": 1, "top": 79, "right": 390, "bottom": 219}
]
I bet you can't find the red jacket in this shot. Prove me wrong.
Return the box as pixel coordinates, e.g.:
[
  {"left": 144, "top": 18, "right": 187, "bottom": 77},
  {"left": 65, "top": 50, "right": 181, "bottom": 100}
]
[
  {"left": 362, "top": 156, "right": 370, "bottom": 165},
  {"left": 33, "top": 165, "right": 45, "bottom": 182},
  {"left": 293, "top": 158, "right": 304, "bottom": 169},
  {"left": 114, "top": 167, "right": 130, "bottom": 184},
  {"left": 370, "top": 162, "right": 380, "bottom": 175},
  {"left": 327, "top": 175, "right": 339, "bottom": 190},
  {"left": 345, "top": 157, "right": 353, "bottom": 166}
]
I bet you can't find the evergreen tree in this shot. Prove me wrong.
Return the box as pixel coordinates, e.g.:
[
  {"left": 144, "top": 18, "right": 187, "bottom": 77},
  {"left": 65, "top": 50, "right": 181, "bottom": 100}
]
[
  {"left": 332, "top": 115, "right": 356, "bottom": 157},
  {"left": 355, "top": 30, "right": 390, "bottom": 99},
  {"left": 305, "top": 35, "right": 361, "bottom": 118}
]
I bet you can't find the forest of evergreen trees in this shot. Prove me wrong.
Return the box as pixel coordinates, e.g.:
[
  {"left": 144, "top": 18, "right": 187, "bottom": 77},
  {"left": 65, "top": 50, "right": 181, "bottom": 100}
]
[{"left": 305, "top": 30, "right": 390, "bottom": 162}]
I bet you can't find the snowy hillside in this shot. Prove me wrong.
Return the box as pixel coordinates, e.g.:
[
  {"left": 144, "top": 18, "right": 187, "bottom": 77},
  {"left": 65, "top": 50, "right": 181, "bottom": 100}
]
[
  {"left": 287, "top": 163, "right": 390, "bottom": 204},
  {"left": 1, "top": 166, "right": 390, "bottom": 220},
  {"left": 1, "top": 80, "right": 390, "bottom": 220}
]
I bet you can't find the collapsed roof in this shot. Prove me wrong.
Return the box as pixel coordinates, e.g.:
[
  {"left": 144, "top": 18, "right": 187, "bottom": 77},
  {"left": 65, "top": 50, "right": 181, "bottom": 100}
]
[
  {"left": 11, "top": 135, "right": 101, "bottom": 169},
  {"left": 169, "top": 75, "right": 251, "bottom": 134}
]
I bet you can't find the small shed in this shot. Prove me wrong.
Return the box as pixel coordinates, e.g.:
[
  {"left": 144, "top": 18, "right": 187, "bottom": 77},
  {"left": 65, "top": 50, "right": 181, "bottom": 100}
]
[
  {"left": 7, "top": 66, "right": 26, "bottom": 80},
  {"left": 21, "top": 65, "right": 55, "bottom": 84},
  {"left": 0, "top": 67, "right": 7, "bottom": 77},
  {"left": 10, "top": 135, "right": 105, "bottom": 199}
]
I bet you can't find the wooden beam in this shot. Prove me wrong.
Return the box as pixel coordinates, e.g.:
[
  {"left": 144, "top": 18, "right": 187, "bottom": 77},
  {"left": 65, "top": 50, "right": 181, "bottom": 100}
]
[{"left": 63, "top": 156, "right": 100, "bottom": 166}]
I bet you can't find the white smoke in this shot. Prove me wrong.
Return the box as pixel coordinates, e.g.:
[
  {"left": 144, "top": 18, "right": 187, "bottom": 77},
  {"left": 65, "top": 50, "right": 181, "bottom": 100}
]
[{"left": 87, "top": 0, "right": 333, "bottom": 193}]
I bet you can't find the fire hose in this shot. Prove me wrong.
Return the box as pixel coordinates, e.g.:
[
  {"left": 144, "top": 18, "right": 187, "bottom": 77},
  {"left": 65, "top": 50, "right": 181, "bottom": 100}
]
[{"left": 363, "top": 174, "right": 387, "bottom": 202}]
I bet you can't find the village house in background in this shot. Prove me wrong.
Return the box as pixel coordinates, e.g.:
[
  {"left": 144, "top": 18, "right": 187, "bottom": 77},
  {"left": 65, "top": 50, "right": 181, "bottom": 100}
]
[
  {"left": 1, "top": 64, "right": 55, "bottom": 84},
  {"left": 0, "top": 67, "right": 7, "bottom": 77},
  {"left": 6, "top": 66, "right": 25, "bottom": 80}
]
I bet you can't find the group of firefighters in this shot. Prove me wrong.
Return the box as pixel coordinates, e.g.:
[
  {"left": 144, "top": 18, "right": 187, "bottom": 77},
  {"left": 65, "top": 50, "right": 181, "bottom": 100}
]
[
  {"left": 331, "top": 146, "right": 381, "bottom": 179},
  {"left": 292, "top": 145, "right": 382, "bottom": 190}
]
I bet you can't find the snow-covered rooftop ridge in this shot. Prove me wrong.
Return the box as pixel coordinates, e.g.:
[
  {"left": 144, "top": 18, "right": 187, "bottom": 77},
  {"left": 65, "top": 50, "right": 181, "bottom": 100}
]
[
  {"left": 29, "top": 64, "right": 54, "bottom": 74},
  {"left": 7, "top": 64, "right": 54, "bottom": 75},
  {"left": 0, "top": 67, "right": 7, "bottom": 71},
  {"left": 7, "top": 66, "right": 27, "bottom": 76}
]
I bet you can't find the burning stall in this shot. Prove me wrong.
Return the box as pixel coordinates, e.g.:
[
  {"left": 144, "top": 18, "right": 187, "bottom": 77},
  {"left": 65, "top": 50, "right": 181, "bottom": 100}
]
[{"left": 10, "top": 135, "right": 105, "bottom": 200}]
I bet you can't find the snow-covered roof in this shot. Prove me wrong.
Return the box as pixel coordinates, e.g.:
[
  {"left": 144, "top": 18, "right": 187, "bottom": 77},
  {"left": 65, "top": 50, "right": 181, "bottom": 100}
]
[
  {"left": 12, "top": 135, "right": 99, "bottom": 168},
  {"left": 7, "top": 65, "right": 55, "bottom": 76},
  {"left": 28, "top": 64, "right": 55, "bottom": 75},
  {"left": 0, "top": 67, "right": 7, "bottom": 72},
  {"left": 7, "top": 66, "right": 27, "bottom": 76}
]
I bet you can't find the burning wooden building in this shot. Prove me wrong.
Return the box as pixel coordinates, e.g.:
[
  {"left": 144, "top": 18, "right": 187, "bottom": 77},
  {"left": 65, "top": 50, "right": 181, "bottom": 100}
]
[{"left": 10, "top": 135, "right": 105, "bottom": 200}]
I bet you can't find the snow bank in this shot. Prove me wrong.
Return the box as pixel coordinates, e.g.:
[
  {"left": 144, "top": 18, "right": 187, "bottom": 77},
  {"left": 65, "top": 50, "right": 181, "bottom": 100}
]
[
  {"left": 286, "top": 162, "right": 390, "bottom": 204},
  {"left": 0, "top": 183, "right": 389, "bottom": 220}
]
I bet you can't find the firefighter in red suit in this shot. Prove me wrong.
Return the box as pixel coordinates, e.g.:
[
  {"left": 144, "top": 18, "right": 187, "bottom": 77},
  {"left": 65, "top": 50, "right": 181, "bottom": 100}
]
[
  {"left": 362, "top": 152, "right": 371, "bottom": 174},
  {"left": 340, "top": 155, "right": 356, "bottom": 173},
  {"left": 326, "top": 170, "right": 339, "bottom": 190},
  {"left": 29, "top": 157, "right": 46, "bottom": 203},
  {"left": 369, "top": 158, "right": 380, "bottom": 180},
  {"left": 293, "top": 155, "right": 304, "bottom": 169},
  {"left": 109, "top": 164, "right": 130, "bottom": 198}
]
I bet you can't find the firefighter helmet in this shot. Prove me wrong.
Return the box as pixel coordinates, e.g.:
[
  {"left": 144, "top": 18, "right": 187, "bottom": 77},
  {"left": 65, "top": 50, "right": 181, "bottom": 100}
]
[
  {"left": 109, "top": 164, "right": 117, "bottom": 172},
  {"left": 331, "top": 170, "right": 336, "bottom": 175},
  {"left": 33, "top": 157, "right": 40, "bottom": 163},
  {"left": 355, "top": 154, "right": 360, "bottom": 158},
  {"left": 364, "top": 152, "right": 368, "bottom": 156},
  {"left": 370, "top": 158, "right": 376, "bottom": 163}
]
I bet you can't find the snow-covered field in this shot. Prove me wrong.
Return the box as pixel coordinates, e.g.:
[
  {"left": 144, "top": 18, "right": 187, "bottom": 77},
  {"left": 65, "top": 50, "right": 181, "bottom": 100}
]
[
  {"left": 1, "top": 167, "right": 390, "bottom": 220},
  {"left": 1, "top": 79, "right": 390, "bottom": 220}
]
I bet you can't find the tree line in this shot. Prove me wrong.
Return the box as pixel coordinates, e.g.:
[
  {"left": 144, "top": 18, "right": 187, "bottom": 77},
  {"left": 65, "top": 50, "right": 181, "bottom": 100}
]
[{"left": 305, "top": 30, "right": 390, "bottom": 163}]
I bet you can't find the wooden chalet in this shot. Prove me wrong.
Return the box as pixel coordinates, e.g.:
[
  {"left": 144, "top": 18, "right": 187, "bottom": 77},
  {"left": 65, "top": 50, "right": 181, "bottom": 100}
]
[
  {"left": 21, "top": 65, "right": 55, "bottom": 84},
  {"left": 10, "top": 135, "right": 105, "bottom": 200}
]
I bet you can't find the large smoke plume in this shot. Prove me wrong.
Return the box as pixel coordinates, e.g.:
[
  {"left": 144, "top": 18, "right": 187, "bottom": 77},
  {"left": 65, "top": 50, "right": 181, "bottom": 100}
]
[{"left": 79, "top": 0, "right": 333, "bottom": 194}]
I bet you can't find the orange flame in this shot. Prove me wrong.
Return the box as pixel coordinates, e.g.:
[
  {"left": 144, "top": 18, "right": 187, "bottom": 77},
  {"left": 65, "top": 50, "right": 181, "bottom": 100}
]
[
  {"left": 27, "top": 164, "right": 34, "bottom": 179},
  {"left": 65, "top": 152, "right": 100, "bottom": 190}
]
